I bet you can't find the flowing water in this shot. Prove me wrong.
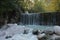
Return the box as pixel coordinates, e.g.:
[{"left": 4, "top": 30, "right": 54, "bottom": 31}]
[
  {"left": 20, "top": 13, "right": 40, "bottom": 25},
  {"left": 19, "top": 13, "right": 54, "bottom": 30},
  {"left": 0, "top": 13, "right": 58, "bottom": 40}
]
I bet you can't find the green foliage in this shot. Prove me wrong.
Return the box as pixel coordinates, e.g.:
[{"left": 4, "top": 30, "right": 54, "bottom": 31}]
[
  {"left": 19, "top": 0, "right": 45, "bottom": 13},
  {"left": 0, "top": 0, "right": 21, "bottom": 17},
  {"left": 31, "top": 0, "right": 45, "bottom": 13},
  {"left": 0, "top": 0, "right": 17, "bottom": 11},
  {"left": 58, "top": 0, "right": 60, "bottom": 12},
  {"left": 0, "top": 0, "right": 60, "bottom": 13}
]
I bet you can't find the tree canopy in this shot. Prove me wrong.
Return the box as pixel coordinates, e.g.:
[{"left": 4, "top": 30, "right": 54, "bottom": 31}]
[
  {"left": 20, "top": 0, "right": 60, "bottom": 13},
  {"left": 0, "top": 0, "right": 60, "bottom": 26},
  {"left": 0, "top": 0, "right": 60, "bottom": 13}
]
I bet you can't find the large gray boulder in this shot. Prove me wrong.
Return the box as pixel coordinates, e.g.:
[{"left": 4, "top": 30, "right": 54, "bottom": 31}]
[
  {"left": 37, "top": 33, "right": 46, "bottom": 38},
  {"left": 42, "top": 27, "right": 54, "bottom": 35},
  {"left": 50, "top": 34, "right": 60, "bottom": 40},
  {"left": 55, "top": 38, "right": 60, "bottom": 40},
  {"left": 54, "top": 26, "right": 60, "bottom": 35}
]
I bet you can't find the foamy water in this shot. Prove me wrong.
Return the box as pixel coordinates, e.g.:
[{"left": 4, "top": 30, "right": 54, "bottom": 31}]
[
  {"left": 0, "top": 24, "right": 37, "bottom": 40},
  {"left": 0, "top": 24, "right": 60, "bottom": 40}
]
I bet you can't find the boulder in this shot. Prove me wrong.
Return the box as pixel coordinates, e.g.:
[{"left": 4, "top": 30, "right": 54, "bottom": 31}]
[
  {"left": 55, "top": 38, "right": 60, "bottom": 40},
  {"left": 42, "top": 28, "right": 54, "bottom": 35},
  {"left": 37, "top": 33, "right": 46, "bottom": 40},
  {"left": 54, "top": 26, "right": 60, "bottom": 35},
  {"left": 32, "top": 30, "right": 41, "bottom": 35},
  {"left": 50, "top": 34, "right": 60, "bottom": 40},
  {"left": 37, "top": 33, "right": 46, "bottom": 38}
]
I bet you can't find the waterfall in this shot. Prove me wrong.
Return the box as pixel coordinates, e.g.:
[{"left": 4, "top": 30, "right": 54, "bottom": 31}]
[
  {"left": 19, "top": 13, "right": 56, "bottom": 25},
  {"left": 20, "top": 13, "right": 40, "bottom": 25}
]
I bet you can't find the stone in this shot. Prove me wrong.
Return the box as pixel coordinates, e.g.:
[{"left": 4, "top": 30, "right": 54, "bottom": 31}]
[
  {"left": 54, "top": 26, "right": 60, "bottom": 35},
  {"left": 23, "top": 30, "right": 28, "bottom": 34},
  {"left": 5, "top": 36, "right": 12, "bottom": 39},
  {"left": 42, "top": 27, "right": 54, "bottom": 35},
  {"left": 55, "top": 38, "right": 60, "bottom": 40},
  {"left": 37, "top": 33, "right": 46, "bottom": 38},
  {"left": 37, "top": 33, "right": 47, "bottom": 40},
  {"left": 32, "top": 30, "right": 41, "bottom": 35},
  {"left": 50, "top": 34, "right": 60, "bottom": 40}
]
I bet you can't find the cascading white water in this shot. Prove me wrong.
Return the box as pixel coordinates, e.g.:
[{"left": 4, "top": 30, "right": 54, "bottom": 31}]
[
  {"left": 0, "top": 12, "right": 58, "bottom": 40},
  {"left": 20, "top": 13, "right": 56, "bottom": 25},
  {"left": 20, "top": 13, "right": 40, "bottom": 25}
]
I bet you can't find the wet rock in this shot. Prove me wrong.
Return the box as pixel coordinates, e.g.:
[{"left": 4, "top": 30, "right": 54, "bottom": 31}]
[
  {"left": 23, "top": 30, "right": 28, "bottom": 34},
  {"left": 37, "top": 33, "right": 48, "bottom": 40},
  {"left": 42, "top": 27, "right": 54, "bottom": 35},
  {"left": 32, "top": 30, "right": 41, "bottom": 35},
  {"left": 23, "top": 28, "right": 33, "bottom": 34},
  {"left": 54, "top": 26, "right": 60, "bottom": 35},
  {"left": 55, "top": 38, "right": 60, "bottom": 40},
  {"left": 50, "top": 34, "right": 60, "bottom": 40},
  {"left": 44, "top": 30, "right": 54, "bottom": 35},
  {"left": 38, "top": 37, "right": 47, "bottom": 40},
  {"left": 5, "top": 36, "right": 12, "bottom": 39}
]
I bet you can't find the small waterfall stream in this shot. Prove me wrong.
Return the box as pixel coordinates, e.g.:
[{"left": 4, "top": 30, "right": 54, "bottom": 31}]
[
  {"left": 20, "top": 13, "right": 56, "bottom": 25},
  {"left": 20, "top": 13, "right": 40, "bottom": 25}
]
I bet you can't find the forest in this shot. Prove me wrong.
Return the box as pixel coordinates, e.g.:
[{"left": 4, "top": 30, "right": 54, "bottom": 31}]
[{"left": 0, "top": 0, "right": 60, "bottom": 26}]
